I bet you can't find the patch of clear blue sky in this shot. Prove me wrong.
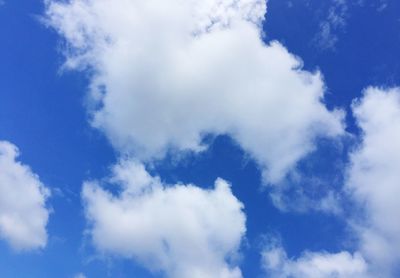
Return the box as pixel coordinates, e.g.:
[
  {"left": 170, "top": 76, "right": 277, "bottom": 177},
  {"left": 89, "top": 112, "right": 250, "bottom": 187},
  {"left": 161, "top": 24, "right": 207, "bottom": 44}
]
[{"left": 0, "top": 0, "right": 399, "bottom": 277}]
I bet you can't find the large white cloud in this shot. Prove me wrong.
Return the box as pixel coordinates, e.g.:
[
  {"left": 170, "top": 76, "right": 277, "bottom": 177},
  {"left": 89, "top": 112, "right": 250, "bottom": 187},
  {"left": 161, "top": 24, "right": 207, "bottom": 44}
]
[
  {"left": 0, "top": 141, "right": 50, "bottom": 250},
  {"left": 261, "top": 242, "right": 368, "bottom": 278},
  {"left": 347, "top": 87, "right": 400, "bottom": 275},
  {"left": 45, "top": 0, "right": 344, "bottom": 183},
  {"left": 82, "top": 159, "right": 246, "bottom": 278}
]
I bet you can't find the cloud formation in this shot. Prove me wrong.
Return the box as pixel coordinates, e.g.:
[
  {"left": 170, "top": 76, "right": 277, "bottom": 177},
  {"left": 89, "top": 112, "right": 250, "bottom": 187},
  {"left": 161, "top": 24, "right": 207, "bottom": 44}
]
[
  {"left": 260, "top": 87, "right": 400, "bottom": 277},
  {"left": 347, "top": 87, "right": 400, "bottom": 275},
  {"left": 261, "top": 242, "right": 368, "bottom": 278},
  {"left": 313, "top": 0, "right": 348, "bottom": 50},
  {"left": 45, "top": 0, "right": 344, "bottom": 183},
  {"left": 0, "top": 141, "right": 50, "bottom": 250},
  {"left": 82, "top": 160, "right": 246, "bottom": 278}
]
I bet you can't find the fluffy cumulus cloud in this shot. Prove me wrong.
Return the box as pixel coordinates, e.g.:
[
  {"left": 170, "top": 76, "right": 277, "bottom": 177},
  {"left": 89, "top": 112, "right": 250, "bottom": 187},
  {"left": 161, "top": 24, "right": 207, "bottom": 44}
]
[
  {"left": 0, "top": 141, "right": 50, "bottom": 250},
  {"left": 261, "top": 242, "right": 368, "bottom": 278},
  {"left": 347, "top": 87, "right": 400, "bottom": 275},
  {"left": 260, "top": 87, "right": 400, "bottom": 277},
  {"left": 82, "top": 160, "right": 246, "bottom": 278},
  {"left": 45, "top": 0, "right": 344, "bottom": 183}
]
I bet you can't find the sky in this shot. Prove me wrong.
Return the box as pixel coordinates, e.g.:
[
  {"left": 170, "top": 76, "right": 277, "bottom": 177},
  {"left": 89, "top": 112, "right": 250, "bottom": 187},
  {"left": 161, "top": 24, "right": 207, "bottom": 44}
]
[{"left": 0, "top": 0, "right": 399, "bottom": 277}]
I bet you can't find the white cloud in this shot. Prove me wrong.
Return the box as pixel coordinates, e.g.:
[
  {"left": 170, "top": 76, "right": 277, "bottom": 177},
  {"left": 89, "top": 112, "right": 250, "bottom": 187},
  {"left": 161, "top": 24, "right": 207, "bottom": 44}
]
[
  {"left": 313, "top": 0, "right": 348, "bottom": 50},
  {"left": 376, "top": 0, "right": 388, "bottom": 12},
  {"left": 82, "top": 159, "right": 246, "bottom": 278},
  {"left": 45, "top": 0, "right": 344, "bottom": 184},
  {"left": 261, "top": 244, "right": 368, "bottom": 278},
  {"left": 259, "top": 87, "right": 400, "bottom": 277},
  {"left": 270, "top": 187, "right": 343, "bottom": 215},
  {"left": 42, "top": 1, "right": 400, "bottom": 276},
  {"left": 347, "top": 87, "right": 400, "bottom": 274},
  {"left": 0, "top": 141, "right": 50, "bottom": 250}
]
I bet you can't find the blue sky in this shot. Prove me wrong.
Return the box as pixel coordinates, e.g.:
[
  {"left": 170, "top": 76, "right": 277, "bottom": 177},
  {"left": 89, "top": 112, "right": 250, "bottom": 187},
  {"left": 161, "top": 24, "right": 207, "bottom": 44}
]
[{"left": 0, "top": 0, "right": 399, "bottom": 277}]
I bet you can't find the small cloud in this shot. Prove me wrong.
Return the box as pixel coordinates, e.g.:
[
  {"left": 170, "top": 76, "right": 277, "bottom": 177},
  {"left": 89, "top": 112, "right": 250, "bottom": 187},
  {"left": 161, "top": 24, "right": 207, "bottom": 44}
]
[
  {"left": 261, "top": 240, "right": 368, "bottom": 278},
  {"left": 377, "top": 0, "right": 388, "bottom": 12},
  {"left": 313, "top": 0, "right": 348, "bottom": 51},
  {"left": 0, "top": 141, "right": 51, "bottom": 251}
]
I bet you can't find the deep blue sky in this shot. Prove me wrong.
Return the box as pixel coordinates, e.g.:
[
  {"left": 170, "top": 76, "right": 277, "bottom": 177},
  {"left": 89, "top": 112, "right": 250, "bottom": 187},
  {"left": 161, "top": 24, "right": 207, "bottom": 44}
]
[{"left": 0, "top": 0, "right": 399, "bottom": 277}]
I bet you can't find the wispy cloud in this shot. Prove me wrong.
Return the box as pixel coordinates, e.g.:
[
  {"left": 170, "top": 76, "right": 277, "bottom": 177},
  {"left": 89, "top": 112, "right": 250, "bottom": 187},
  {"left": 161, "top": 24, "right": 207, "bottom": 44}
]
[
  {"left": 377, "top": 0, "right": 388, "bottom": 12},
  {"left": 313, "top": 0, "right": 348, "bottom": 51}
]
